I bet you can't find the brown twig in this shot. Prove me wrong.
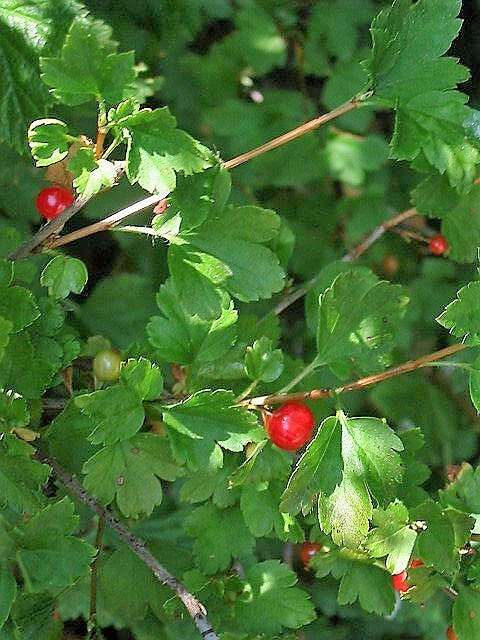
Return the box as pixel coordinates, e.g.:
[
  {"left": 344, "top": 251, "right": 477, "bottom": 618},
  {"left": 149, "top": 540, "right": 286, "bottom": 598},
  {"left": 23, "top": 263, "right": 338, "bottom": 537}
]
[
  {"left": 38, "top": 453, "right": 219, "bottom": 640},
  {"left": 88, "top": 517, "right": 105, "bottom": 639},
  {"left": 9, "top": 100, "right": 359, "bottom": 259},
  {"left": 223, "top": 99, "right": 358, "bottom": 170},
  {"left": 273, "top": 207, "right": 419, "bottom": 315},
  {"left": 244, "top": 343, "right": 468, "bottom": 407}
]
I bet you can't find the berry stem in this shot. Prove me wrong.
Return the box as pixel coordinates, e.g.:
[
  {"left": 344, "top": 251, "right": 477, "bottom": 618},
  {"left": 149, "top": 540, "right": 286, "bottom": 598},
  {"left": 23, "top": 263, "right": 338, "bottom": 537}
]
[
  {"left": 273, "top": 207, "right": 418, "bottom": 316},
  {"left": 244, "top": 343, "right": 468, "bottom": 407},
  {"left": 87, "top": 516, "right": 105, "bottom": 639}
]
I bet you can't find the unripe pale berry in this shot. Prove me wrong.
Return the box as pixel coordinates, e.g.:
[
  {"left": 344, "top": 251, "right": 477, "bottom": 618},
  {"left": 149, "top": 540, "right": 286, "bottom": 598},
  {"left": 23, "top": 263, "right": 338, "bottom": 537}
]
[
  {"left": 93, "top": 349, "right": 122, "bottom": 382},
  {"left": 299, "top": 542, "right": 323, "bottom": 567},
  {"left": 36, "top": 186, "right": 74, "bottom": 220},
  {"left": 266, "top": 402, "right": 315, "bottom": 451},
  {"left": 429, "top": 234, "right": 449, "bottom": 256}
]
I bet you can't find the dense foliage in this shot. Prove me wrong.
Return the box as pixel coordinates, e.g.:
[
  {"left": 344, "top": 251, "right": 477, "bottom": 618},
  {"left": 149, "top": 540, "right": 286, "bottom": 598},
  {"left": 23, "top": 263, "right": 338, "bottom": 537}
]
[{"left": 2, "top": 1, "right": 480, "bottom": 639}]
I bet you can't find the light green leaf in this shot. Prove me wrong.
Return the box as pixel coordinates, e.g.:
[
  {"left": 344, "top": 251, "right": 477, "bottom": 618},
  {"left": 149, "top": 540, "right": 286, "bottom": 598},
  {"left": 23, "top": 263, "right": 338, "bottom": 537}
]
[
  {"left": 83, "top": 433, "right": 183, "bottom": 518},
  {"left": 0, "top": 435, "right": 49, "bottom": 514},
  {"left": 282, "top": 413, "right": 404, "bottom": 547},
  {"left": 41, "top": 17, "right": 136, "bottom": 105},
  {"left": 0, "top": 392, "right": 29, "bottom": 432},
  {"left": 411, "top": 501, "right": 459, "bottom": 574},
  {"left": 437, "top": 281, "right": 480, "bottom": 343},
  {"left": 14, "top": 498, "right": 95, "bottom": 591},
  {"left": 367, "top": 0, "right": 466, "bottom": 102},
  {"left": 185, "top": 503, "right": 254, "bottom": 574},
  {"left": 147, "top": 279, "right": 237, "bottom": 366},
  {"left": 28, "top": 118, "right": 71, "bottom": 166},
  {"left": 76, "top": 384, "right": 145, "bottom": 445},
  {"left": 366, "top": 502, "right": 417, "bottom": 574},
  {"left": 120, "top": 358, "right": 163, "bottom": 401},
  {"left": 161, "top": 389, "right": 258, "bottom": 457},
  {"left": 234, "top": 561, "right": 315, "bottom": 634},
  {"left": 316, "top": 268, "right": 409, "bottom": 375},
  {"left": 244, "top": 337, "right": 284, "bottom": 383},
  {"left": 124, "top": 107, "right": 213, "bottom": 194},
  {"left": 69, "top": 148, "right": 118, "bottom": 199},
  {"left": 40, "top": 255, "right": 88, "bottom": 299}
]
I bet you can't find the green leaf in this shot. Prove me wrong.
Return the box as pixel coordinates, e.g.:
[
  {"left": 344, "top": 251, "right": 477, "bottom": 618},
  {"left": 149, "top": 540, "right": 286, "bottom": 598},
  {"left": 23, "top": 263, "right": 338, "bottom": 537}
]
[
  {"left": 240, "top": 481, "right": 282, "bottom": 537},
  {"left": 0, "top": 569, "right": 16, "bottom": 629},
  {"left": 0, "top": 333, "right": 56, "bottom": 399},
  {"left": 367, "top": 0, "right": 466, "bottom": 102},
  {"left": 161, "top": 389, "right": 258, "bottom": 465},
  {"left": 76, "top": 384, "right": 145, "bottom": 445},
  {"left": 366, "top": 501, "right": 417, "bottom": 574},
  {"left": 453, "top": 586, "right": 480, "bottom": 640},
  {"left": 313, "top": 549, "right": 395, "bottom": 615},
  {"left": 0, "top": 393, "right": 29, "bottom": 432},
  {"left": 0, "top": 22, "right": 48, "bottom": 153},
  {"left": 14, "top": 498, "right": 95, "bottom": 591},
  {"left": 184, "top": 503, "right": 254, "bottom": 573},
  {"left": 437, "top": 281, "right": 480, "bottom": 343},
  {"left": 27, "top": 118, "right": 71, "bottom": 166},
  {"left": 411, "top": 501, "right": 459, "bottom": 574},
  {"left": 124, "top": 107, "right": 213, "bottom": 194},
  {"left": 41, "top": 17, "right": 136, "bottom": 106},
  {"left": 282, "top": 413, "right": 404, "bottom": 547},
  {"left": 244, "top": 337, "right": 284, "bottom": 383},
  {"left": 0, "top": 435, "right": 49, "bottom": 514},
  {"left": 316, "top": 269, "right": 409, "bottom": 375},
  {"left": 83, "top": 433, "right": 183, "bottom": 518},
  {"left": 147, "top": 279, "right": 237, "bottom": 365},
  {"left": 11, "top": 592, "right": 61, "bottom": 640},
  {"left": 69, "top": 148, "right": 118, "bottom": 199},
  {"left": 120, "top": 358, "right": 163, "bottom": 401},
  {"left": 440, "top": 463, "right": 480, "bottom": 514},
  {"left": 0, "top": 286, "right": 39, "bottom": 333},
  {"left": 40, "top": 255, "right": 88, "bottom": 300},
  {"left": 234, "top": 561, "right": 315, "bottom": 635}
]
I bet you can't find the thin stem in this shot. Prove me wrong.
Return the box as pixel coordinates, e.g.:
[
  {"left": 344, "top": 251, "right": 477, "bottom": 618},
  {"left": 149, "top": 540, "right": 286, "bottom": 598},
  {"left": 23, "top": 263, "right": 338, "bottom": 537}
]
[
  {"left": 273, "top": 207, "right": 419, "bottom": 315},
  {"left": 48, "top": 194, "right": 165, "bottom": 249},
  {"left": 9, "top": 99, "right": 359, "bottom": 259},
  {"left": 223, "top": 99, "right": 359, "bottom": 170},
  {"left": 280, "top": 360, "right": 317, "bottom": 393},
  {"left": 37, "top": 452, "right": 219, "bottom": 640},
  {"left": 88, "top": 517, "right": 105, "bottom": 638},
  {"left": 245, "top": 343, "right": 468, "bottom": 407},
  {"left": 114, "top": 225, "right": 162, "bottom": 237},
  {"left": 236, "top": 379, "right": 260, "bottom": 402}
]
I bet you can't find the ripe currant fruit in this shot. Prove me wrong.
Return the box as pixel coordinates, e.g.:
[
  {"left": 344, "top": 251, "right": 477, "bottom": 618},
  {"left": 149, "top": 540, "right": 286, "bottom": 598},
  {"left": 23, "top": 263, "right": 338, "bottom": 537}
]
[
  {"left": 446, "top": 626, "right": 458, "bottom": 640},
  {"left": 409, "top": 558, "right": 424, "bottom": 569},
  {"left": 266, "top": 402, "right": 315, "bottom": 451},
  {"left": 391, "top": 571, "right": 409, "bottom": 592},
  {"left": 93, "top": 349, "right": 122, "bottom": 382},
  {"left": 428, "top": 234, "right": 449, "bottom": 256},
  {"left": 35, "top": 185, "right": 74, "bottom": 220},
  {"left": 299, "top": 542, "right": 323, "bottom": 567}
]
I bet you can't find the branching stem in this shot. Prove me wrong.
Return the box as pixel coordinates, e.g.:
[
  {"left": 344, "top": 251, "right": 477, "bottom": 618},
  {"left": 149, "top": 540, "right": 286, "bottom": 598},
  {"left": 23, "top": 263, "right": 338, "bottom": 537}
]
[
  {"left": 244, "top": 343, "right": 468, "bottom": 407},
  {"left": 38, "top": 453, "right": 219, "bottom": 640}
]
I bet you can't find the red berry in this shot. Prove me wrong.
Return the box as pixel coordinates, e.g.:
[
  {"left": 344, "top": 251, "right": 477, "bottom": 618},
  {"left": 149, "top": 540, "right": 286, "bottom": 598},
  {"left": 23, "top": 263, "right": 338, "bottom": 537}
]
[
  {"left": 299, "top": 542, "right": 323, "bottom": 567},
  {"left": 36, "top": 186, "right": 74, "bottom": 220},
  {"left": 446, "top": 626, "right": 458, "bottom": 640},
  {"left": 266, "top": 402, "right": 315, "bottom": 451},
  {"left": 429, "top": 234, "right": 449, "bottom": 256},
  {"left": 391, "top": 571, "right": 409, "bottom": 592},
  {"left": 410, "top": 558, "right": 424, "bottom": 569}
]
